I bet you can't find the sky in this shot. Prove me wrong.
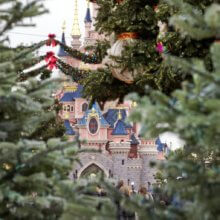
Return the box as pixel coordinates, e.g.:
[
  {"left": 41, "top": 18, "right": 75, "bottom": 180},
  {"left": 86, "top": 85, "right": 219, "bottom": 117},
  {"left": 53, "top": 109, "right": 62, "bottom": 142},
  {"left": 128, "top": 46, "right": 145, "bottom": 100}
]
[
  {"left": 9, "top": 0, "right": 87, "bottom": 50},
  {"left": 8, "top": 0, "right": 185, "bottom": 150}
]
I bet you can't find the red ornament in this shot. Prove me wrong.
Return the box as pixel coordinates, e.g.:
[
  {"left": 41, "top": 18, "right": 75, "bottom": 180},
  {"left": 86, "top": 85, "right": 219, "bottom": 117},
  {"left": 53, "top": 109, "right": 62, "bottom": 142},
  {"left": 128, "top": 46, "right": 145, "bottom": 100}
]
[
  {"left": 156, "top": 42, "right": 164, "bottom": 53},
  {"left": 46, "top": 34, "right": 57, "bottom": 47},
  {"left": 47, "top": 56, "right": 57, "bottom": 70},
  {"left": 118, "top": 32, "right": 139, "bottom": 40}
]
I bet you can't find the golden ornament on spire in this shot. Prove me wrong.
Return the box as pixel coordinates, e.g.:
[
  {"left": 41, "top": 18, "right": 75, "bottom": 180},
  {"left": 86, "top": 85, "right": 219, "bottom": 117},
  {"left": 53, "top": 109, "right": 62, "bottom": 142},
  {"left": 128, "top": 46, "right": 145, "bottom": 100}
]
[
  {"left": 89, "top": 107, "right": 98, "bottom": 118},
  {"left": 118, "top": 109, "right": 122, "bottom": 120},
  {"left": 87, "top": 0, "right": 90, "bottom": 8},
  {"left": 62, "top": 20, "right": 66, "bottom": 32},
  {"left": 72, "top": 0, "right": 81, "bottom": 36}
]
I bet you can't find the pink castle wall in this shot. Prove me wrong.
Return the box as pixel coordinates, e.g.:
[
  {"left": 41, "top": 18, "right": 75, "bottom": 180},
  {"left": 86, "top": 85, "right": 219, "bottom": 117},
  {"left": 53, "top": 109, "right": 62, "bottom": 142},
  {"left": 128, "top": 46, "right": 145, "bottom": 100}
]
[
  {"left": 75, "top": 98, "right": 88, "bottom": 119},
  {"left": 111, "top": 135, "right": 130, "bottom": 143},
  {"left": 78, "top": 127, "right": 108, "bottom": 141}
]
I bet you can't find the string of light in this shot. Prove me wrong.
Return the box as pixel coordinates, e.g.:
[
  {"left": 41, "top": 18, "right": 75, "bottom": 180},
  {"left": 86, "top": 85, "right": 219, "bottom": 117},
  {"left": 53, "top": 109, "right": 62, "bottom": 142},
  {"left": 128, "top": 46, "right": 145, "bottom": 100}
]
[{"left": 7, "top": 31, "right": 74, "bottom": 40}]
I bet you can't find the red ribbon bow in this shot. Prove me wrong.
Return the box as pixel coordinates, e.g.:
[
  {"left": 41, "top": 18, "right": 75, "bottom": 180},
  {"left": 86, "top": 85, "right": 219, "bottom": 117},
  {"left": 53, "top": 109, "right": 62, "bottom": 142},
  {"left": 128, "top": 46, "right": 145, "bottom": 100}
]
[
  {"left": 44, "top": 51, "right": 57, "bottom": 70},
  {"left": 47, "top": 56, "right": 57, "bottom": 70},
  {"left": 45, "top": 51, "right": 55, "bottom": 62},
  {"left": 46, "top": 34, "right": 57, "bottom": 47}
]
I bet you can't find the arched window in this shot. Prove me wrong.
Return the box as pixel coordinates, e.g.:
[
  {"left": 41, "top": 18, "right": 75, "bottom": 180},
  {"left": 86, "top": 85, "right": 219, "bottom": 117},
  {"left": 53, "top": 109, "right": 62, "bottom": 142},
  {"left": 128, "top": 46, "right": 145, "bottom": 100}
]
[
  {"left": 67, "top": 105, "right": 70, "bottom": 112},
  {"left": 82, "top": 103, "right": 88, "bottom": 112},
  {"left": 80, "top": 164, "right": 105, "bottom": 178},
  {"left": 63, "top": 105, "right": 66, "bottom": 111},
  {"left": 71, "top": 106, "right": 74, "bottom": 112},
  {"left": 89, "top": 117, "right": 98, "bottom": 134}
]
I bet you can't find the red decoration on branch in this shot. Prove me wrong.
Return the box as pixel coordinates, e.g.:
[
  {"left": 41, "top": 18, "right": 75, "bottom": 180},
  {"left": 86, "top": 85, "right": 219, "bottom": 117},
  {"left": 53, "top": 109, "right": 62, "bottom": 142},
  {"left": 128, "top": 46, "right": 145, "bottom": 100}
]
[
  {"left": 46, "top": 34, "right": 57, "bottom": 47},
  {"left": 45, "top": 51, "right": 55, "bottom": 62},
  {"left": 44, "top": 51, "right": 57, "bottom": 70},
  {"left": 118, "top": 32, "right": 139, "bottom": 40},
  {"left": 47, "top": 56, "right": 57, "bottom": 70},
  {"left": 156, "top": 42, "right": 164, "bottom": 53}
]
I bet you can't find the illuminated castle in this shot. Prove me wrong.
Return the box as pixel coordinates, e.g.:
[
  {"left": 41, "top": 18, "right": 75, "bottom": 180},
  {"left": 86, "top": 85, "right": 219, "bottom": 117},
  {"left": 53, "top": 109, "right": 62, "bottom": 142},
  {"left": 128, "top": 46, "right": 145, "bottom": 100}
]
[{"left": 56, "top": 0, "right": 168, "bottom": 189}]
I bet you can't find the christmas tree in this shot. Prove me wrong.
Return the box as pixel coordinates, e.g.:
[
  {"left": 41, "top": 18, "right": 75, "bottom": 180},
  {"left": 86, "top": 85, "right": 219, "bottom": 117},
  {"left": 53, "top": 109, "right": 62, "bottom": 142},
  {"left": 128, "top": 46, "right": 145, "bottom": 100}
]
[
  {"left": 55, "top": 0, "right": 217, "bottom": 105},
  {"left": 127, "top": 1, "right": 220, "bottom": 219},
  {"left": 0, "top": 1, "right": 92, "bottom": 219}
]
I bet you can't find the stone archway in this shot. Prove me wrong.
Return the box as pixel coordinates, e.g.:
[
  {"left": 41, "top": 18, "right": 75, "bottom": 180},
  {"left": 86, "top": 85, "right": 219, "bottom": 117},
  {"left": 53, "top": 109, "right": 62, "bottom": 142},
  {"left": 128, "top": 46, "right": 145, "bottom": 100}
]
[{"left": 78, "top": 162, "right": 108, "bottom": 178}]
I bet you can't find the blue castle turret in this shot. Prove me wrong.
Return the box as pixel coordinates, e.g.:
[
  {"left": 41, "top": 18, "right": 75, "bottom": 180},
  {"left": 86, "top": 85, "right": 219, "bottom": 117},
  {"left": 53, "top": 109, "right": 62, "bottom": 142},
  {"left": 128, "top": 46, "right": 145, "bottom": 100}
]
[
  {"left": 84, "top": 6, "right": 92, "bottom": 23},
  {"left": 58, "top": 22, "right": 68, "bottom": 57}
]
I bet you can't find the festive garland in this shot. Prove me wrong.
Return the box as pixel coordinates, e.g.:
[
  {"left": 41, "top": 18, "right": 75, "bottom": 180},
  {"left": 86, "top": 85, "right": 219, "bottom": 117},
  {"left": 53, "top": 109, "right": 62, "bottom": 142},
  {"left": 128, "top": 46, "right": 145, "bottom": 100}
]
[
  {"left": 46, "top": 33, "right": 108, "bottom": 64},
  {"left": 56, "top": 59, "right": 89, "bottom": 82},
  {"left": 58, "top": 41, "right": 99, "bottom": 64},
  {"left": 19, "top": 65, "right": 49, "bottom": 81}
]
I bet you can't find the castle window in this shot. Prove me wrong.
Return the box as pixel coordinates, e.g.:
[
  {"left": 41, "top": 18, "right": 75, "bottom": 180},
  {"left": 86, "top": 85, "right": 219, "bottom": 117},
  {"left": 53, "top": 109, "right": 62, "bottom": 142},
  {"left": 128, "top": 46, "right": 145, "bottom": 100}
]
[
  {"left": 67, "top": 105, "right": 70, "bottom": 112},
  {"left": 75, "top": 170, "right": 78, "bottom": 179},
  {"left": 128, "top": 179, "right": 130, "bottom": 185},
  {"left": 82, "top": 103, "right": 88, "bottom": 112},
  {"left": 122, "top": 160, "right": 125, "bottom": 165},
  {"left": 63, "top": 105, "right": 67, "bottom": 111},
  {"left": 71, "top": 106, "right": 74, "bottom": 112},
  {"left": 89, "top": 117, "right": 98, "bottom": 134}
]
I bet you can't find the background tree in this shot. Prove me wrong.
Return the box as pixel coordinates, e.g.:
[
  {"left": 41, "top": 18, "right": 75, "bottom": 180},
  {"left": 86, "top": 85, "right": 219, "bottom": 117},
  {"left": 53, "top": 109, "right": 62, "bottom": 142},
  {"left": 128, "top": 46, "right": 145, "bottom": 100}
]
[
  {"left": 127, "top": 1, "right": 220, "bottom": 219},
  {"left": 0, "top": 1, "right": 103, "bottom": 219}
]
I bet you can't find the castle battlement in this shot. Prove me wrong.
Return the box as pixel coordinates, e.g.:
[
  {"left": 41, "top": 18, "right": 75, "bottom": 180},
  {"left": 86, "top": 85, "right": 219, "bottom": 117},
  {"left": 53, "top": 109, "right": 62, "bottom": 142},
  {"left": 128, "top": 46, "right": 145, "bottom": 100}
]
[
  {"left": 138, "top": 144, "right": 158, "bottom": 155},
  {"left": 109, "top": 142, "right": 130, "bottom": 154}
]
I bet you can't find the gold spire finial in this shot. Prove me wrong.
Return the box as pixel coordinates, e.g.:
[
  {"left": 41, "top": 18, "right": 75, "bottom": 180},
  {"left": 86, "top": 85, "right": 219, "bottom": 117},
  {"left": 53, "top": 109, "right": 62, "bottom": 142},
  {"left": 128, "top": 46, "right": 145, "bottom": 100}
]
[
  {"left": 88, "top": 107, "right": 98, "bottom": 118},
  {"left": 72, "top": 0, "right": 81, "bottom": 36},
  {"left": 62, "top": 20, "right": 66, "bottom": 32},
  {"left": 87, "top": 0, "right": 90, "bottom": 8},
  {"left": 92, "top": 107, "right": 96, "bottom": 113},
  {"left": 118, "top": 109, "right": 122, "bottom": 120}
]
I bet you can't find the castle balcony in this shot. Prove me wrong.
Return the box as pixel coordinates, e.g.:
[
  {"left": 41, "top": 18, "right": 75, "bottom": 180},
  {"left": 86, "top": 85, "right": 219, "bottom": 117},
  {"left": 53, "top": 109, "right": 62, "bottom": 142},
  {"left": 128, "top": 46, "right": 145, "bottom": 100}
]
[
  {"left": 138, "top": 144, "right": 158, "bottom": 155},
  {"left": 109, "top": 142, "right": 131, "bottom": 154},
  {"left": 140, "top": 138, "right": 156, "bottom": 145},
  {"left": 80, "top": 140, "right": 110, "bottom": 154}
]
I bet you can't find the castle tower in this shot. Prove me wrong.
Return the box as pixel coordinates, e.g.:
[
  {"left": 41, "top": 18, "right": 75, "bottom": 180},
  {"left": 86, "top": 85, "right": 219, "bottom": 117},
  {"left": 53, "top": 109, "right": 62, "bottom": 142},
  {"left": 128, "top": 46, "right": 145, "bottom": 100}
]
[
  {"left": 71, "top": 0, "right": 81, "bottom": 49},
  {"left": 58, "top": 21, "right": 68, "bottom": 58},
  {"left": 109, "top": 142, "right": 130, "bottom": 183},
  {"left": 138, "top": 140, "right": 158, "bottom": 186},
  {"left": 84, "top": 0, "right": 92, "bottom": 43}
]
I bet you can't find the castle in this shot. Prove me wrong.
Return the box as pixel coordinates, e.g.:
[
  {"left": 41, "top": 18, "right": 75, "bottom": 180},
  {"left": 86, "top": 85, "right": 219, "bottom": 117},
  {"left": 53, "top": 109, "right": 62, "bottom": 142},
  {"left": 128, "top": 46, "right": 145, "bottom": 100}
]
[{"left": 56, "top": 0, "right": 168, "bottom": 189}]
